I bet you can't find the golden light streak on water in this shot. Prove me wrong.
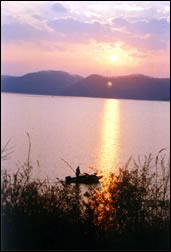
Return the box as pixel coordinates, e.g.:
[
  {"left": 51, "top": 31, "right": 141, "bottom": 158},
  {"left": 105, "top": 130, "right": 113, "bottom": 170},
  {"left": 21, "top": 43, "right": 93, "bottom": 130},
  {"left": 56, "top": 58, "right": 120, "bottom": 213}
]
[
  {"left": 93, "top": 99, "right": 121, "bottom": 219},
  {"left": 98, "top": 99, "right": 120, "bottom": 176}
]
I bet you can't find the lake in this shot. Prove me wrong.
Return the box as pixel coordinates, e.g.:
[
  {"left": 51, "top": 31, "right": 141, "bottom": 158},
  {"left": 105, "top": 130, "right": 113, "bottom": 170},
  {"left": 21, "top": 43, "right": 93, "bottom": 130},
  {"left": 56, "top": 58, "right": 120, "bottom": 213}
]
[{"left": 1, "top": 93, "right": 170, "bottom": 182}]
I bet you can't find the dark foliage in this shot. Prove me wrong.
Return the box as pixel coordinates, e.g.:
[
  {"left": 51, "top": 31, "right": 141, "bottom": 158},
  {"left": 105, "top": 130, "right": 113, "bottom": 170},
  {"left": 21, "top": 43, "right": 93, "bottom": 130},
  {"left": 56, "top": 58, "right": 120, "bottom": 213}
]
[{"left": 1, "top": 140, "right": 170, "bottom": 250}]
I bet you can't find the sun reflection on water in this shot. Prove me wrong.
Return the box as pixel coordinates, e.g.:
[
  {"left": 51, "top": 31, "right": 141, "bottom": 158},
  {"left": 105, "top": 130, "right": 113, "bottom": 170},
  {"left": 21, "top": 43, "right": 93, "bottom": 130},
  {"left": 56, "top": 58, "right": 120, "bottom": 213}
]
[
  {"left": 91, "top": 99, "right": 121, "bottom": 222},
  {"left": 98, "top": 99, "right": 120, "bottom": 178}
]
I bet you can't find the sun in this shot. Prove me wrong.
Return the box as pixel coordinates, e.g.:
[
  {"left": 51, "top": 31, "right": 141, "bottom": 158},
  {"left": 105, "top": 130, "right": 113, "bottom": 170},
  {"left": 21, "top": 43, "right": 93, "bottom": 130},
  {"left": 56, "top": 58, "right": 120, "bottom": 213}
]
[
  {"left": 107, "top": 81, "right": 112, "bottom": 87},
  {"left": 110, "top": 55, "right": 118, "bottom": 62}
]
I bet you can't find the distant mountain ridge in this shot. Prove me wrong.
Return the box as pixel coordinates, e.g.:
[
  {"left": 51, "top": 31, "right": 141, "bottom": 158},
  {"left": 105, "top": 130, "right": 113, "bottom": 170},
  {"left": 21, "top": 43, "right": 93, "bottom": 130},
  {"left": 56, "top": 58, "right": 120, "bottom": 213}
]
[
  {"left": 1, "top": 70, "right": 170, "bottom": 101},
  {"left": 63, "top": 74, "right": 170, "bottom": 101},
  {"left": 1, "top": 70, "right": 83, "bottom": 96}
]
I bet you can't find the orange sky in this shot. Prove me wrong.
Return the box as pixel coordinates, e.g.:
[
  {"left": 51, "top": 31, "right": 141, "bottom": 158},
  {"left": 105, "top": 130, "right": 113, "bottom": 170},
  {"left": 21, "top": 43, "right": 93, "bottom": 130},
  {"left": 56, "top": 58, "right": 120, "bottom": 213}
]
[{"left": 1, "top": 1, "right": 170, "bottom": 77}]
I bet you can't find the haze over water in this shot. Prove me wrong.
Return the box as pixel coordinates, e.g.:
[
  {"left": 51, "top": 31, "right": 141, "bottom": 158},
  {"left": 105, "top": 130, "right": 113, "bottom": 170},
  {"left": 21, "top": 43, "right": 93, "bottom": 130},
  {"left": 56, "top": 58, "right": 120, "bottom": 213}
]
[{"left": 1, "top": 93, "right": 170, "bottom": 181}]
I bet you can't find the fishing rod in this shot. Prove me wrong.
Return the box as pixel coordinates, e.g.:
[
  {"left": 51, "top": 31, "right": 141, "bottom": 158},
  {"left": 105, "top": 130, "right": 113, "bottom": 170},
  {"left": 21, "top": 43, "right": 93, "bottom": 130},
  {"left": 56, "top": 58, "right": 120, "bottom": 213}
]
[{"left": 61, "top": 158, "right": 76, "bottom": 175}]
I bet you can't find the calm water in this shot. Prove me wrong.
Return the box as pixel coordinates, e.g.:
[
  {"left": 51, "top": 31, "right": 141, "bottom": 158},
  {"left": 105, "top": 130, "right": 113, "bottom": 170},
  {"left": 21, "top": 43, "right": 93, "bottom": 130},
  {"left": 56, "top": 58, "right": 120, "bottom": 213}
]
[{"left": 1, "top": 93, "right": 170, "bottom": 181}]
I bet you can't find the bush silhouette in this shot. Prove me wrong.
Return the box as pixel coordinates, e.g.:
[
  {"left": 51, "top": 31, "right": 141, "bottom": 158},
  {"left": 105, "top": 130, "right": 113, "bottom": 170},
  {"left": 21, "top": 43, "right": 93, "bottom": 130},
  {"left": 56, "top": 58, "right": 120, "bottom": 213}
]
[{"left": 1, "top": 139, "right": 170, "bottom": 250}]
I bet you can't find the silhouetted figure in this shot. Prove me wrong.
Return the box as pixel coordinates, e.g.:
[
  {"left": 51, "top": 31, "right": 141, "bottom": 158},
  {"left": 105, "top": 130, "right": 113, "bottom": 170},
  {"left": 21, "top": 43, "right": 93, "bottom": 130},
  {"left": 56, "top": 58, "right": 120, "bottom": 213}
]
[{"left": 76, "top": 166, "right": 80, "bottom": 177}]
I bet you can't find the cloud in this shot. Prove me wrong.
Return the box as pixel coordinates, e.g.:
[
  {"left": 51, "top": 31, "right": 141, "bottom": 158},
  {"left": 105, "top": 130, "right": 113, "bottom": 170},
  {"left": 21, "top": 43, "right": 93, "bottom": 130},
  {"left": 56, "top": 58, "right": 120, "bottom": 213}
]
[
  {"left": 1, "top": 14, "right": 18, "bottom": 24},
  {"left": 1, "top": 1, "right": 170, "bottom": 77},
  {"left": 2, "top": 14, "right": 170, "bottom": 54},
  {"left": 47, "top": 18, "right": 114, "bottom": 43},
  {"left": 1, "top": 18, "right": 112, "bottom": 44},
  {"left": 32, "top": 14, "right": 44, "bottom": 21},
  {"left": 52, "top": 3, "right": 68, "bottom": 13},
  {"left": 119, "top": 3, "right": 145, "bottom": 12},
  {"left": 112, "top": 17, "right": 170, "bottom": 35},
  {"left": 48, "top": 18, "right": 104, "bottom": 33},
  {"left": 111, "top": 17, "right": 170, "bottom": 50},
  {"left": 1, "top": 22, "right": 54, "bottom": 42},
  {"left": 47, "top": 17, "right": 170, "bottom": 50}
]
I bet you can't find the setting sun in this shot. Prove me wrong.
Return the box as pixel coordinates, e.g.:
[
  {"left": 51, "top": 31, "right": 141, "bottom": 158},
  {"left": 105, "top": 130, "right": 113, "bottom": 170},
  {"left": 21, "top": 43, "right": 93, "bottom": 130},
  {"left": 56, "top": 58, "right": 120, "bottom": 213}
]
[
  {"left": 110, "top": 55, "right": 118, "bottom": 62},
  {"left": 107, "top": 81, "right": 112, "bottom": 87}
]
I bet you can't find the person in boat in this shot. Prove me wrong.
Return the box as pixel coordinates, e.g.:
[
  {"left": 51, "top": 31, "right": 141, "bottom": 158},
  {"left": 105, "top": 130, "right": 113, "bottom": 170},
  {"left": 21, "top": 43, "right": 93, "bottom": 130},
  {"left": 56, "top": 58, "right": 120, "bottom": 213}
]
[{"left": 76, "top": 166, "right": 80, "bottom": 177}]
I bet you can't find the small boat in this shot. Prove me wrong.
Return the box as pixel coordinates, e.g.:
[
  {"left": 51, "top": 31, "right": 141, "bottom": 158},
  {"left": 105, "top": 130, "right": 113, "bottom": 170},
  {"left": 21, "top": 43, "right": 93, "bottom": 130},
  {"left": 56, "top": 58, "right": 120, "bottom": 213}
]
[{"left": 65, "top": 173, "right": 103, "bottom": 184}]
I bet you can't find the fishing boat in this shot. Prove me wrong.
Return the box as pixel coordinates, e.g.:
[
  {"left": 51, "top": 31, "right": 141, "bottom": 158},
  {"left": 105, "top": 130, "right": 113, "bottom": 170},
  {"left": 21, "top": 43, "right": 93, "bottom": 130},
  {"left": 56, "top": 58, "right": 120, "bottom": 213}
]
[{"left": 65, "top": 173, "right": 103, "bottom": 184}]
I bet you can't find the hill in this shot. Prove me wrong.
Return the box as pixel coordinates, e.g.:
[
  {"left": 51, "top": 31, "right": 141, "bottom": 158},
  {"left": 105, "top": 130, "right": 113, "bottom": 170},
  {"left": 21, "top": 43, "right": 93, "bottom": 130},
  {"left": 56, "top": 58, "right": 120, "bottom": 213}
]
[
  {"left": 62, "top": 74, "right": 170, "bottom": 101},
  {"left": 1, "top": 71, "right": 170, "bottom": 101},
  {"left": 1, "top": 70, "right": 83, "bottom": 95}
]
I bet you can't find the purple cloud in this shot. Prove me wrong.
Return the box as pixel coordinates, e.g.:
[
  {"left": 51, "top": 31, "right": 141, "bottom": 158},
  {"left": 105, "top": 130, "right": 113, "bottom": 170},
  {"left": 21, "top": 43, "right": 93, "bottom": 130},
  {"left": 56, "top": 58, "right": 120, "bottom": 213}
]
[
  {"left": 2, "top": 15, "right": 169, "bottom": 52},
  {"left": 112, "top": 17, "right": 170, "bottom": 36},
  {"left": 48, "top": 18, "right": 107, "bottom": 34},
  {"left": 111, "top": 17, "right": 170, "bottom": 50},
  {"left": 52, "top": 3, "right": 68, "bottom": 13},
  {"left": 47, "top": 18, "right": 114, "bottom": 43},
  {"left": 32, "top": 14, "right": 44, "bottom": 21},
  {"left": 1, "top": 22, "right": 54, "bottom": 42}
]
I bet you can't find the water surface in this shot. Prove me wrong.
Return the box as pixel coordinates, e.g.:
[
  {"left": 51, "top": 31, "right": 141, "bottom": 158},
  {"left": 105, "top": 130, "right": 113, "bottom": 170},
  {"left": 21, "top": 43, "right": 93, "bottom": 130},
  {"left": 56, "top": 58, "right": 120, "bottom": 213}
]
[{"left": 1, "top": 93, "right": 170, "bottom": 181}]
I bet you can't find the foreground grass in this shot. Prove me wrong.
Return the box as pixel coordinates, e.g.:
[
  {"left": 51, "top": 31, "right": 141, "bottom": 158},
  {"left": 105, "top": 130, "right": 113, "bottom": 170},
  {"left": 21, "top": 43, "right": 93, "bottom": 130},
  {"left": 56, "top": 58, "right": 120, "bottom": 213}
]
[{"left": 1, "top": 139, "right": 170, "bottom": 250}]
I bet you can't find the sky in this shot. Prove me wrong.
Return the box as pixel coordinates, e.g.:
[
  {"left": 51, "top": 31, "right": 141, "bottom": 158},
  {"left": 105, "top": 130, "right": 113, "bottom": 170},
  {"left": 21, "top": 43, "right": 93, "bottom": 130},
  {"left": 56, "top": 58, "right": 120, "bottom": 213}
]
[{"left": 1, "top": 1, "right": 170, "bottom": 77}]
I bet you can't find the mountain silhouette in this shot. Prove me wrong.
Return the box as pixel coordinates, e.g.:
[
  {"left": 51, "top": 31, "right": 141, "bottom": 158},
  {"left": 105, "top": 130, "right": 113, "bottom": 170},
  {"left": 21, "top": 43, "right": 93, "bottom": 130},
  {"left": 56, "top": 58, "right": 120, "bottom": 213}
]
[
  {"left": 62, "top": 74, "right": 170, "bottom": 101},
  {"left": 1, "top": 70, "right": 170, "bottom": 101},
  {"left": 1, "top": 70, "right": 82, "bottom": 95}
]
